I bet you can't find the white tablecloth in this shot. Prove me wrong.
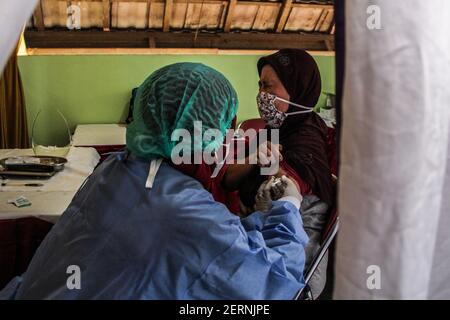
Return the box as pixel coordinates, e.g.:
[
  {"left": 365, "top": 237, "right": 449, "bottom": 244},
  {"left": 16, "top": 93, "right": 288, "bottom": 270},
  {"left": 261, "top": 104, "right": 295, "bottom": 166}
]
[{"left": 0, "top": 147, "right": 100, "bottom": 222}]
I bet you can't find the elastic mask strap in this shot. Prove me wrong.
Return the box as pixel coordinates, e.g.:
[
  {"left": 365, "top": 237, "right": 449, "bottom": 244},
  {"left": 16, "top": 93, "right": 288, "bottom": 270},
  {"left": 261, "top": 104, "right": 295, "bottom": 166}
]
[
  {"left": 145, "top": 158, "right": 163, "bottom": 189},
  {"left": 275, "top": 96, "right": 313, "bottom": 111},
  {"left": 286, "top": 110, "right": 314, "bottom": 116}
]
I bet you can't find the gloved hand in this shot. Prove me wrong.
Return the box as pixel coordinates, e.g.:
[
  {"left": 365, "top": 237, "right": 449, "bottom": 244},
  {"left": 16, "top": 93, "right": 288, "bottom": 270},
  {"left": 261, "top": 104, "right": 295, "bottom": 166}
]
[
  {"left": 254, "top": 176, "right": 275, "bottom": 212},
  {"left": 268, "top": 177, "right": 287, "bottom": 200},
  {"left": 279, "top": 175, "right": 303, "bottom": 209}
]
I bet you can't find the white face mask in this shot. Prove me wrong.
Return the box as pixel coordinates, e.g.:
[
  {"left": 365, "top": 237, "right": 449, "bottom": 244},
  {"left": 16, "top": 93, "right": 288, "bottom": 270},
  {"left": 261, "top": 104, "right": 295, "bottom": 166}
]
[{"left": 257, "top": 92, "right": 314, "bottom": 128}]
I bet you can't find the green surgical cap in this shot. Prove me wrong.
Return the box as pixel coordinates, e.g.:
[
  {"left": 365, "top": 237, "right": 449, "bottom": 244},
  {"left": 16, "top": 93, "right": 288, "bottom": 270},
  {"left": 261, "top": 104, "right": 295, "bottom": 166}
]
[{"left": 126, "top": 63, "right": 238, "bottom": 160}]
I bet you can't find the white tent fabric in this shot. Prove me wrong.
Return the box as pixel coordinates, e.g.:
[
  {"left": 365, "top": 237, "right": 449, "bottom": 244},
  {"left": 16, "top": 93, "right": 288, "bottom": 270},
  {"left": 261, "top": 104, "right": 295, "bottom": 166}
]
[
  {"left": 0, "top": 0, "right": 37, "bottom": 72},
  {"left": 334, "top": 0, "right": 450, "bottom": 299}
]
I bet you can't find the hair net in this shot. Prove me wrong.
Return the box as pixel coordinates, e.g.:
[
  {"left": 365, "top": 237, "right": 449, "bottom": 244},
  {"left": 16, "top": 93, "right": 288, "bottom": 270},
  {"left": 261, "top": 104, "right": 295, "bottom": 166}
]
[{"left": 126, "top": 63, "right": 238, "bottom": 160}]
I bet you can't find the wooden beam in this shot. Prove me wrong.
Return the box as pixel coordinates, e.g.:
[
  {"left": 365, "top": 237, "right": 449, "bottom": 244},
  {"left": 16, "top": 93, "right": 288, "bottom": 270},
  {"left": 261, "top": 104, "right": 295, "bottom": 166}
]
[
  {"left": 163, "top": 0, "right": 173, "bottom": 32},
  {"left": 223, "top": 0, "right": 237, "bottom": 32},
  {"left": 103, "top": 0, "right": 111, "bottom": 31},
  {"left": 26, "top": 48, "right": 335, "bottom": 56},
  {"left": 274, "top": 0, "right": 292, "bottom": 33},
  {"left": 33, "top": 1, "right": 45, "bottom": 31},
  {"left": 24, "top": 30, "right": 334, "bottom": 51}
]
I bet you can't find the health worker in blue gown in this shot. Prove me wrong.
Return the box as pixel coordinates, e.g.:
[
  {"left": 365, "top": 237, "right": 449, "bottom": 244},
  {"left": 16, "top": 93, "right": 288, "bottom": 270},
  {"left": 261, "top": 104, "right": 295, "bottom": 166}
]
[{"left": 0, "top": 62, "right": 308, "bottom": 300}]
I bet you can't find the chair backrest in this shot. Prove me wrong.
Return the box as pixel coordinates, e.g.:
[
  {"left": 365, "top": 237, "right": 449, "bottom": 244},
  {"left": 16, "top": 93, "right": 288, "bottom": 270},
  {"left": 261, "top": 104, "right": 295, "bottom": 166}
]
[
  {"left": 326, "top": 127, "right": 338, "bottom": 176},
  {"left": 322, "top": 174, "right": 338, "bottom": 240},
  {"left": 294, "top": 216, "right": 339, "bottom": 300}
]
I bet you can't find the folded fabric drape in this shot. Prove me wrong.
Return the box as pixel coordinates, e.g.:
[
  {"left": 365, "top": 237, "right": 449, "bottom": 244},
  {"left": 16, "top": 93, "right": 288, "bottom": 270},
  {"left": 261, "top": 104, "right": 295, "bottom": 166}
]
[
  {"left": 0, "top": 41, "right": 29, "bottom": 149},
  {"left": 335, "top": 0, "right": 450, "bottom": 299}
]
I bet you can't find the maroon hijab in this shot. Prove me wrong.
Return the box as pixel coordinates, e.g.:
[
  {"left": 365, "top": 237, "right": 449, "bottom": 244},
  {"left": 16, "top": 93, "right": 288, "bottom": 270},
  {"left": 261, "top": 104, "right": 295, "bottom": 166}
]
[{"left": 257, "top": 49, "right": 334, "bottom": 206}]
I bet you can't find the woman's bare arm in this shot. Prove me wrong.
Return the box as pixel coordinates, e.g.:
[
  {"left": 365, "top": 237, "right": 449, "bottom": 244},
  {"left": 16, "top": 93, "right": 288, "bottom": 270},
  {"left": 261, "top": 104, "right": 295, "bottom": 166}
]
[{"left": 222, "top": 163, "right": 256, "bottom": 191}]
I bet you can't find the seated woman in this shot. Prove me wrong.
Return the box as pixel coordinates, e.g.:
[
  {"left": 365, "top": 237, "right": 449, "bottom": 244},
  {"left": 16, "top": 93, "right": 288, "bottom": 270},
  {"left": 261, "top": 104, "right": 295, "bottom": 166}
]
[
  {"left": 0, "top": 63, "right": 308, "bottom": 300},
  {"left": 224, "top": 49, "right": 334, "bottom": 210},
  {"left": 223, "top": 50, "right": 335, "bottom": 298}
]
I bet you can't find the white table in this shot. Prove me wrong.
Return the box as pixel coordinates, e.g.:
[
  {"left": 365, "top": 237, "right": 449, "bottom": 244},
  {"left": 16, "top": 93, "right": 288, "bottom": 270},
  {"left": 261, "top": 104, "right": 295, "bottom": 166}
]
[{"left": 0, "top": 147, "right": 100, "bottom": 223}]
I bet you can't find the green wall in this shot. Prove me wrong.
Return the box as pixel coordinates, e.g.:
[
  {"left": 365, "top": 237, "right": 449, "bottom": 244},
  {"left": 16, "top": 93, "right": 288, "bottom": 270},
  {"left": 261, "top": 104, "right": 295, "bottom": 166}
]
[{"left": 18, "top": 54, "right": 335, "bottom": 146}]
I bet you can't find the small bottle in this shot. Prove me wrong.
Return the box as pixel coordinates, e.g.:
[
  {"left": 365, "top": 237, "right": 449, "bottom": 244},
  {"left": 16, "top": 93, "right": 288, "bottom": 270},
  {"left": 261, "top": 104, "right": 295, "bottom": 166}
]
[{"left": 324, "top": 93, "right": 334, "bottom": 110}]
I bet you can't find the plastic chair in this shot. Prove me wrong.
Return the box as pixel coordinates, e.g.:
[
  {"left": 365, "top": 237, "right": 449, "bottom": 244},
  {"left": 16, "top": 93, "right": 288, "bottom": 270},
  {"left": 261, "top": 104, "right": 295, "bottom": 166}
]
[
  {"left": 295, "top": 214, "right": 339, "bottom": 300},
  {"left": 295, "top": 173, "right": 338, "bottom": 300}
]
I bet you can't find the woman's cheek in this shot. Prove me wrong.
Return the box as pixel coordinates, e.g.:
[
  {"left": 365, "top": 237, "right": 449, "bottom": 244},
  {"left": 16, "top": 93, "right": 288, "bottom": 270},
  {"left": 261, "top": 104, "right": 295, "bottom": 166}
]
[{"left": 275, "top": 100, "right": 289, "bottom": 113}]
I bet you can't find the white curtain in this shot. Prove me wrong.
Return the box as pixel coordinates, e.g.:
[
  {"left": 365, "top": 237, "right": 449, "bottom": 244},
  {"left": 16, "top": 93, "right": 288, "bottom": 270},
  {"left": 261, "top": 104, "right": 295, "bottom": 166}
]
[
  {"left": 335, "top": 0, "right": 450, "bottom": 299},
  {"left": 0, "top": 0, "right": 37, "bottom": 72}
]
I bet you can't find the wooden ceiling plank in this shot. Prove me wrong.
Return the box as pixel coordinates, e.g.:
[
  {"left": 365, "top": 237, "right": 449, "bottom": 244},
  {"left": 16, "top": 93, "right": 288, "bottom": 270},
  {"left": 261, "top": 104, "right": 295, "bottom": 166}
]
[
  {"left": 274, "top": 0, "right": 292, "bottom": 33},
  {"left": 223, "top": 0, "right": 237, "bottom": 32},
  {"left": 314, "top": 9, "right": 327, "bottom": 32},
  {"left": 163, "top": 0, "right": 173, "bottom": 32},
  {"left": 146, "top": 0, "right": 151, "bottom": 28},
  {"left": 250, "top": 5, "right": 260, "bottom": 30},
  {"left": 103, "top": 0, "right": 111, "bottom": 31},
  {"left": 216, "top": 2, "right": 226, "bottom": 29},
  {"left": 33, "top": 1, "right": 45, "bottom": 31},
  {"left": 183, "top": 2, "right": 190, "bottom": 29},
  {"left": 320, "top": 9, "right": 334, "bottom": 33}
]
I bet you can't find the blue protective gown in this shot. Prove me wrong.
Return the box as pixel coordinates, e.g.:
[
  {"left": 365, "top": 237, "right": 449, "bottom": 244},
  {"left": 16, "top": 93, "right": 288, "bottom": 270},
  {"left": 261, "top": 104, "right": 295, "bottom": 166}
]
[{"left": 2, "top": 152, "right": 308, "bottom": 300}]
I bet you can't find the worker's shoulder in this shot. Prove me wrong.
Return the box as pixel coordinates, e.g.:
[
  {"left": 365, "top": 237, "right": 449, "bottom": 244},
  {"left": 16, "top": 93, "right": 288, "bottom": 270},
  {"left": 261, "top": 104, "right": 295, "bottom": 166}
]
[{"left": 157, "top": 163, "right": 212, "bottom": 197}]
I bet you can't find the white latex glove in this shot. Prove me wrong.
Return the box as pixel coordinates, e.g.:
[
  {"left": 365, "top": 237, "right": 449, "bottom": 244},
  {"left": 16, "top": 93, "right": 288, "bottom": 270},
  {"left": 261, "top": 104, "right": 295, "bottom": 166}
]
[
  {"left": 269, "top": 178, "right": 287, "bottom": 200},
  {"left": 254, "top": 176, "right": 275, "bottom": 212},
  {"left": 278, "top": 175, "right": 303, "bottom": 210}
]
